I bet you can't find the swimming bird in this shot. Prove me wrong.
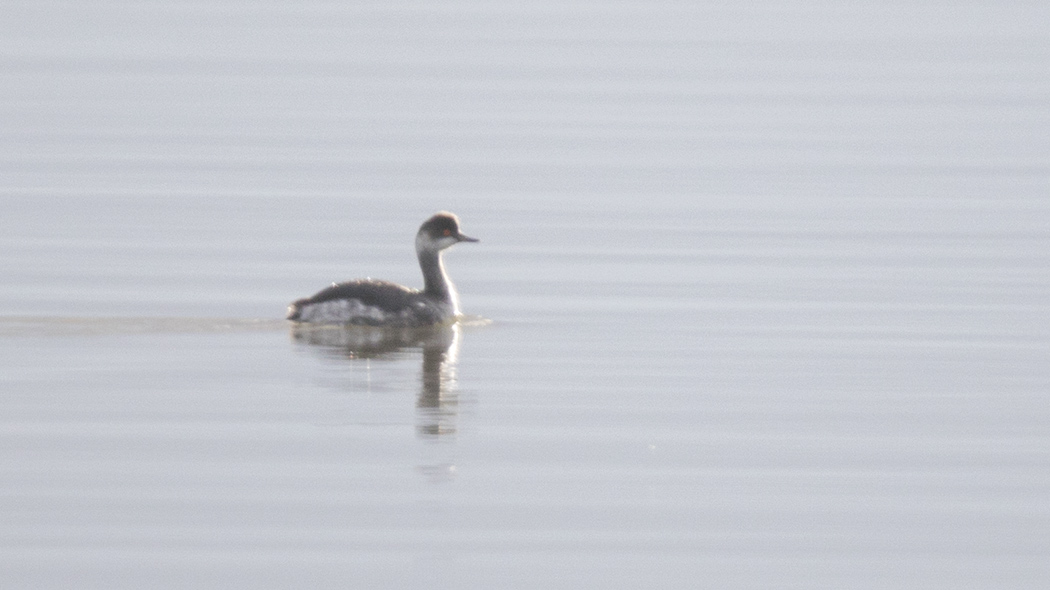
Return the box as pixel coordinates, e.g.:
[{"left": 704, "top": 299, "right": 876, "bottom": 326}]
[{"left": 287, "top": 212, "right": 478, "bottom": 326}]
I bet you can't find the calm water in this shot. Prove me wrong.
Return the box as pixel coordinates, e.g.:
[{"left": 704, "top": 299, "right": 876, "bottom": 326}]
[{"left": 2, "top": 1, "right": 1049, "bottom": 588}]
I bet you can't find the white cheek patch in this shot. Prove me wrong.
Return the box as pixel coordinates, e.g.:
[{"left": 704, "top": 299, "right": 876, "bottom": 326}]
[{"left": 416, "top": 233, "right": 458, "bottom": 252}]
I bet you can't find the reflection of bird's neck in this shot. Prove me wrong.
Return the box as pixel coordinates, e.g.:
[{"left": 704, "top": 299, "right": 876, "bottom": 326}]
[
  {"left": 417, "top": 325, "right": 460, "bottom": 439},
  {"left": 419, "top": 346, "right": 448, "bottom": 405}
]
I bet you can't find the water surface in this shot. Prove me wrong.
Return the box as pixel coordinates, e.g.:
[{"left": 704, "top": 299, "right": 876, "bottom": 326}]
[{"left": 2, "top": 1, "right": 1049, "bottom": 588}]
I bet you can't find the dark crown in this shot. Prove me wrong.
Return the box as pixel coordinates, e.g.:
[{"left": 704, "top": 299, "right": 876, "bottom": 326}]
[{"left": 418, "top": 212, "right": 461, "bottom": 237}]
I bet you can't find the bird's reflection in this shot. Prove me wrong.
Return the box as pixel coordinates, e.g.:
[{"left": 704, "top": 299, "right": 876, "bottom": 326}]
[{"left": 290, "top": 322, "right": 463, "bottom": 438}]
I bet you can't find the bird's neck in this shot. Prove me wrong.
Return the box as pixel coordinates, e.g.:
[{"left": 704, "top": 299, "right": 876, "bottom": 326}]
[{"left": 419, "top": 249, "right": 454, "bottom": 304}]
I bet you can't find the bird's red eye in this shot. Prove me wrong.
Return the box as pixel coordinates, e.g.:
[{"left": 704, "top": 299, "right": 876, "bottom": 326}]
[{"left": 443, "top": 229, "right": 451, "bottom": 236}]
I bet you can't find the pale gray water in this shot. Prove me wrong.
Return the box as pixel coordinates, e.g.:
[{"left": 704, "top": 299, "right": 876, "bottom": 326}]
[{"left": 2, "top": 1, "right": 1050, "bottom": 588}]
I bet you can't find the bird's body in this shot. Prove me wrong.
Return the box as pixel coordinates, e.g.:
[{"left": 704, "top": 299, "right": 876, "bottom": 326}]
[{"left": 287, "top": 212, "right": 478, "bottom": 326}]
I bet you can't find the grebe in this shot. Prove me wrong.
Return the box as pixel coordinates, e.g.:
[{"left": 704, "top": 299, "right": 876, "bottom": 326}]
[{"left": 287, "top": 212, "right": 479, "bottom": 326}]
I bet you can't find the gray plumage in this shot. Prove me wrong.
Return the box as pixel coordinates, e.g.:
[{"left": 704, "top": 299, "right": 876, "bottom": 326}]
[{"left": 287, "top": 212, "right": 478, "bottom": 326}]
